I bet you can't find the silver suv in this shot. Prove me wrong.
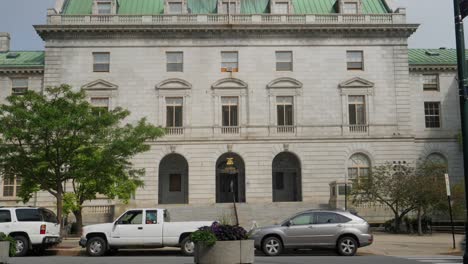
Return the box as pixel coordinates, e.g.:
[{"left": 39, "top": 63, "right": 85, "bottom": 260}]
[{"left": 250, "top": 210, "right": 373, "bottom": 256}]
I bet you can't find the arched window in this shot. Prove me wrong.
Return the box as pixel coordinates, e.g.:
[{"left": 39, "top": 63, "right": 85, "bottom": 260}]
[
  {"left": 426, "top": 153, "right": 447, "bottom": 165},
  {"left": 216, "top": 153, "right": 245, "bottom": 203},
  {"left": 348, "top": 153, "right": 371, "bottom": 181},
  {"left": 272, "top": 152, "right": 302, "bottom": 202},
  {"left": 158, "top": 154, "right": 189, "bottom": 204},
  {"left": 426, "top": 153, "right": 448, "bottom": 172}
]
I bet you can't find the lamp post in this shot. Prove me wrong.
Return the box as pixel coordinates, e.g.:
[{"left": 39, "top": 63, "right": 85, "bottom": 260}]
[
  {"left": 344, "top": 174, "right": 348, "bottom": 211},
  {"left": 452, "top": 0, "right": 468, "bottom": 263}
]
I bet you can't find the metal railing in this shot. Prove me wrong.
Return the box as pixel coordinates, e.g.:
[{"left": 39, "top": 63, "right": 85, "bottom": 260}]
[
  {"left": 47, "top": 13, "right": 406, "bottom": 26},
  {"left": 349, "top": 124, "right": 368, "bottom": 134},
  {"left": 221, "top": 126, "right": 240, "bottom": 134},
  {"left": 166, "top": 127, "right": 184, "bottom": 136},
  {"left": 277, "top": 126, "right": 296, "bottom": 134}
]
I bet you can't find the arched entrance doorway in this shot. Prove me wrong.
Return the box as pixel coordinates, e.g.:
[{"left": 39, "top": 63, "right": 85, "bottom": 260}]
[
  {"left": 216, "top": 153, "right": 245, "bottom": 203},
  {"left": 272, "top": 152, "right": 302, "bottom": 202},
  {"left": 158, "top": 153, "right": 189, "bottom": 204}
]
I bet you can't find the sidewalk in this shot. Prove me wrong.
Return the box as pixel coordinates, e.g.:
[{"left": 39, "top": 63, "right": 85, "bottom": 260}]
[
  {"left": 359, "top": 232, "right": 464, "bottom": 256},
  {"left": 51, "top": 232, "right": 465, "bottom": 257}
]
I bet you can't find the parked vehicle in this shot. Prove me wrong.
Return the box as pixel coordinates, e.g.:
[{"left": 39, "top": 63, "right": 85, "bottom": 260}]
[
  {"left": 250, "top": 209, "right": 373, "bottom": 256},
  {"left": 79, "top": 208, "right": 213, "bottom": 256},
  {"left": 0, "top": 207, "right": 61, "bottom": 256}
]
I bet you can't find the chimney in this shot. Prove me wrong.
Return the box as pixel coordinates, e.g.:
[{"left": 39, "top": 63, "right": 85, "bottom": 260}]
[{"left": 0, "top": 33, "right": 10, "bottom": 53}]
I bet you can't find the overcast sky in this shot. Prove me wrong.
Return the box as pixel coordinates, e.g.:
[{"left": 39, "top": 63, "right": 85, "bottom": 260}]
[{"left": 0, "top": 0, "right": 464, "bottom": 50}]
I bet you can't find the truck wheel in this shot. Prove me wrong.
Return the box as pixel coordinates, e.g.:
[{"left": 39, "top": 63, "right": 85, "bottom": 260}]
[
  {"left": 86, "top": 237, "right": 107, "bottom": 257},
  {"left": 180, "top": 236, "right": 195, "bottom": 256},
  {"left": 337, "top": 236, "right": 358, "bottom": 256},
  {"left": 13, "top": 235, "right": 29, "bottom": 257},
  {"left": 262, "top": 236, "right": 283, "bottom": 256}
]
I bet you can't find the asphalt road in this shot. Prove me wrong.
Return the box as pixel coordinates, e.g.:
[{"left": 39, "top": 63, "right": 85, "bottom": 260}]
[{"left": 6, "top": 256, "right": 462, "bottom": 264}]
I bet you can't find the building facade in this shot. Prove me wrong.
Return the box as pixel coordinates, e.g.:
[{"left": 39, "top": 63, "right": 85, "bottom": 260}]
[{"left": 0, "top": 0, "right": 462, "bottom": 225}]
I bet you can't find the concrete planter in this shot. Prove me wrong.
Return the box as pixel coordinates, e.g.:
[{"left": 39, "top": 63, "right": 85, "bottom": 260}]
[
  {"left": 194, "top": 240, "right": 255, "bottom": 264},
  {"left": 0, "top": 241, "right": 10, "bottom": 264}
]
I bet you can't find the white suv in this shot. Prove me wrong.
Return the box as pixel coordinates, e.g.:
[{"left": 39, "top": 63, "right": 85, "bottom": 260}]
[{"left": 0, "top": 207, "right": 61, "bottom": 256}]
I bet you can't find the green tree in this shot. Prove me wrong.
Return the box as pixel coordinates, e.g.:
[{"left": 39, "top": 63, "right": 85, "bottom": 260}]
[
  {"left": 410, "top": 160, "right": 447, "bottom": 235},
  {"left": 351, "top": 163, "right": 415, "bottom": 233},
  {"left": 0, "top": 85, "right": 163, "bottom": 234}
]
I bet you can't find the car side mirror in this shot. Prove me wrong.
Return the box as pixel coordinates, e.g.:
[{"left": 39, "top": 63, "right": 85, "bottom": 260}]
[{"left": 285, "top": 220, "right": 292, "bottom": 227}]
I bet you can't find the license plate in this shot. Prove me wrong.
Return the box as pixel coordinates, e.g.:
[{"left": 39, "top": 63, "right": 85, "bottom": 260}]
[{"left": 46, "top": 237, "right": 58, "bottom": 243}]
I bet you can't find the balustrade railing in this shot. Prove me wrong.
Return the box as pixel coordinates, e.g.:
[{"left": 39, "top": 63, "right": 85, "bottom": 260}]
[{"left": 47, "top": 13, "right": 406, "bottom": 26}]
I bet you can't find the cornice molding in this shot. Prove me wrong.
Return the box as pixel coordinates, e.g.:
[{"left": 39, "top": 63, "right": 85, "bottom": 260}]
[
  {"left": 34, "top": 24, "right": 419, "bottom": 40},
  {"left": 0, "top": 67, "right": 44, "bottom": 74}
]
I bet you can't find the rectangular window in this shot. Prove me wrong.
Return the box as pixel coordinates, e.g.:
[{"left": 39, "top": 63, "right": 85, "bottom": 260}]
[
  {"left": 169, "top": 174, "right": 182, "bottom": 192},
  {"left": 348, "top": 95, "right": 366, "bottom": 125},
  {"left": 221, "top": 51, "right": 238, "bottom": 72},
  {"left": 274, "top": 2, "right": 289, "bottom": 14},
  {"left": 16, "top": 209, "right": 41, "bottom": 222},
  {"left": 166, "top": 98, "right": 183, "bottom": 127},
  {"left": 91, "top": 97, "right": 109, "bottom": 116},
  {"left": 424, "top": 102, "right": 441, "bottom": 128},
  {"left": 343, "top": 3, "right": 358, "bottom": 14},
  {"left": 221, "top": 97, "right": 239, "bottom": 127},
  {"left": 93, "top": 52, "right": 110, "bottom": 72},
  {"left": 347, "top": 51, "right": 364, "bottom": 70},
  {"left": 277, "top": 96, "right": 294, "bottom": 126},
  {"left": 169, "top": 2, "right": 183, "bottom": 13},
  {"left": 11, "top": 78, "right": 28, "bottom": 95},
  {"left": 274, "top": 172, "right": 284, "bottom": 190},
  {"left": 221, "top": 2, "right": 237, "bottom": 13},
  {"left": 97, "top": 2, "right": 112, "bottom": 14},
  {"left": 166, "top": 52, "right": 183, "bottom": 72},
  {"left": 423, "top": 74, "right": 439, "bottom": 91},
  {"left": 3, "top": 176, "right": 21, "bottom": 197},
  {"left": 276, "top": 51, "right": 293, "bottom": 71},
  {"left": 0, "top": 210, "right": 11, "bottom": 223}
]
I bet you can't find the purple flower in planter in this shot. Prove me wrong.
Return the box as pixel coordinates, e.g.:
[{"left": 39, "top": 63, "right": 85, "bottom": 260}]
[{"left": 196, "top": 222, "right": 248, "bottom": 241}]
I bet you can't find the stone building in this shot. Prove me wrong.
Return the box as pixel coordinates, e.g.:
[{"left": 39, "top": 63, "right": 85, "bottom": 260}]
[{"left": 0, "top": 0, "right": 462, "bottom": 225}]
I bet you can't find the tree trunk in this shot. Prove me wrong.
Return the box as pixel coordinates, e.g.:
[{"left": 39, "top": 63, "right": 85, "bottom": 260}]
[
  {"left": 73, "top": 209, "right": 83, "bottom": 236},
  {"left": 417, "top": 207, "right": 423, "bottom": 236},
  {"left": 394, "top": 212, "right": 400, "bottom": 233},
  {"left": 56, "top": 191, "right": 64, "bottom": 236}
]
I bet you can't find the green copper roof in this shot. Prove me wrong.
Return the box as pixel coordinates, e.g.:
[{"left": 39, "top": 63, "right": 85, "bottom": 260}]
[
  {"left": 62, "top": 0, "right": 390, "bottom": 15},
  {"left": 408, "top": 49, "right": 457, "bottom": 65},
  {"left": 0, "top": 51, "right": 45, "bottom": 68}
]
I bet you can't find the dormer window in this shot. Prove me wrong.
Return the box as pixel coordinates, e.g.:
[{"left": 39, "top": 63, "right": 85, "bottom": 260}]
[
  {"left": 218, "top": 0, "right": 240, "bottom": 14},
  {"left": 93, "top": 0, "right": 116, "bottom": 15},
  {"left": 169, "top": 2, "right": 183, "bottom": 14},
  {"left": 338, "top": 0, "right": 361, "bottom": 14},
  {"left": 274, "top": 2, "right": 289, "bottom": 14},
  {"left": 97, "top": 1, "right": 112, "bottom": 14},
  {"left": 221, "top": 2, "right": 237, "bottom": 14},
  {"left": 343, "top": 2, "right": 358, "bottom": 14}
]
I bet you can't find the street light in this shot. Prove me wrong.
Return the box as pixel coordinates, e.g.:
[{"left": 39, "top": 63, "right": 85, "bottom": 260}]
[{"left": 452, "top": 1, "right": 468, "bottom": 263}]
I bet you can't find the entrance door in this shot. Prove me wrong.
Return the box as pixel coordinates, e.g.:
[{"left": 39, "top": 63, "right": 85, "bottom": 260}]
[
  {"left": 272, "top": 152, "right": 302, "bottom": 202},
  {"left": 216, "top": 153, "right": 245, "bottom": 203},
  {"left": 159, "top": 154, "right": 189, "bottom": 204}
]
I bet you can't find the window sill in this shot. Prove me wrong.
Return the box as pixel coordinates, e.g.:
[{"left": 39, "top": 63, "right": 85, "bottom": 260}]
[{"left": 0, "top": 197, "right": 21, "bottom": 201}]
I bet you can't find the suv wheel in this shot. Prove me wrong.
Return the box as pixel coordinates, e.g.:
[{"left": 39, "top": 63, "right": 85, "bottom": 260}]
[
  {"left": 262, "top": 236, "right": 283, "bottom": 256},
  {"left": 14, "top": 235, "right": 29, "bottom": 257},
  {"left": 337, "top": 236, "right": 358, "bottom": 256},
  {"left": 180, "top": 236, "right": 195, "bottom": 256},
  {"left": 86, "top": 237, "right": 107, "bottom": 257}
]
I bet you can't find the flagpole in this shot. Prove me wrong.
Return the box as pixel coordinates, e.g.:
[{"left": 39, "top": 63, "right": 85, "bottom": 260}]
[{"left": 452, "top": 1, "right": 468, "bottom": 263}]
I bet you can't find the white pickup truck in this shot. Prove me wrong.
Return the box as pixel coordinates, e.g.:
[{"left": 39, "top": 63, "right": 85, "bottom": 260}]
[{"left": 79, "top": 208, "right": 212, "bottom": 256}]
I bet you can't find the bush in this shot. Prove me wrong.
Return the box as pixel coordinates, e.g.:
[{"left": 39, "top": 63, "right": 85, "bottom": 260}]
[
  {"left": 191, "top": 230, "right": 217, "bottom": 246},
  {"left": 0, "top": 232, "right": 16, "bottom": 257},
  {"left": 192, "top": 222, "right": 249, "bottom": 247}
]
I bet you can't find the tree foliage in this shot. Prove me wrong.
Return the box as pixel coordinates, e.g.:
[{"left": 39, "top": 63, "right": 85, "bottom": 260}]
[
  {"left": 0, "top": 85, "right": 164, "bottom": 234},
  {"left": 351, "top": 163, "right": 416, "bottom": 233}
]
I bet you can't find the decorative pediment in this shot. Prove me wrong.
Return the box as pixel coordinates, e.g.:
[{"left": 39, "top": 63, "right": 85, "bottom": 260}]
[
  {"left": 339, "top": 77, "right": 374, "bottom": 88},
  {"left": 81, "top": 79, "right": 118, "bottom": 90},
  {"left": 211, "top": 78, "right": 248, "bottom": 89},
  {"left": 267, "top": 77, "right": 303, "bottom": 89},
  {"left": 156, "top": 78, "right": 192, "bottom": 90}
]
